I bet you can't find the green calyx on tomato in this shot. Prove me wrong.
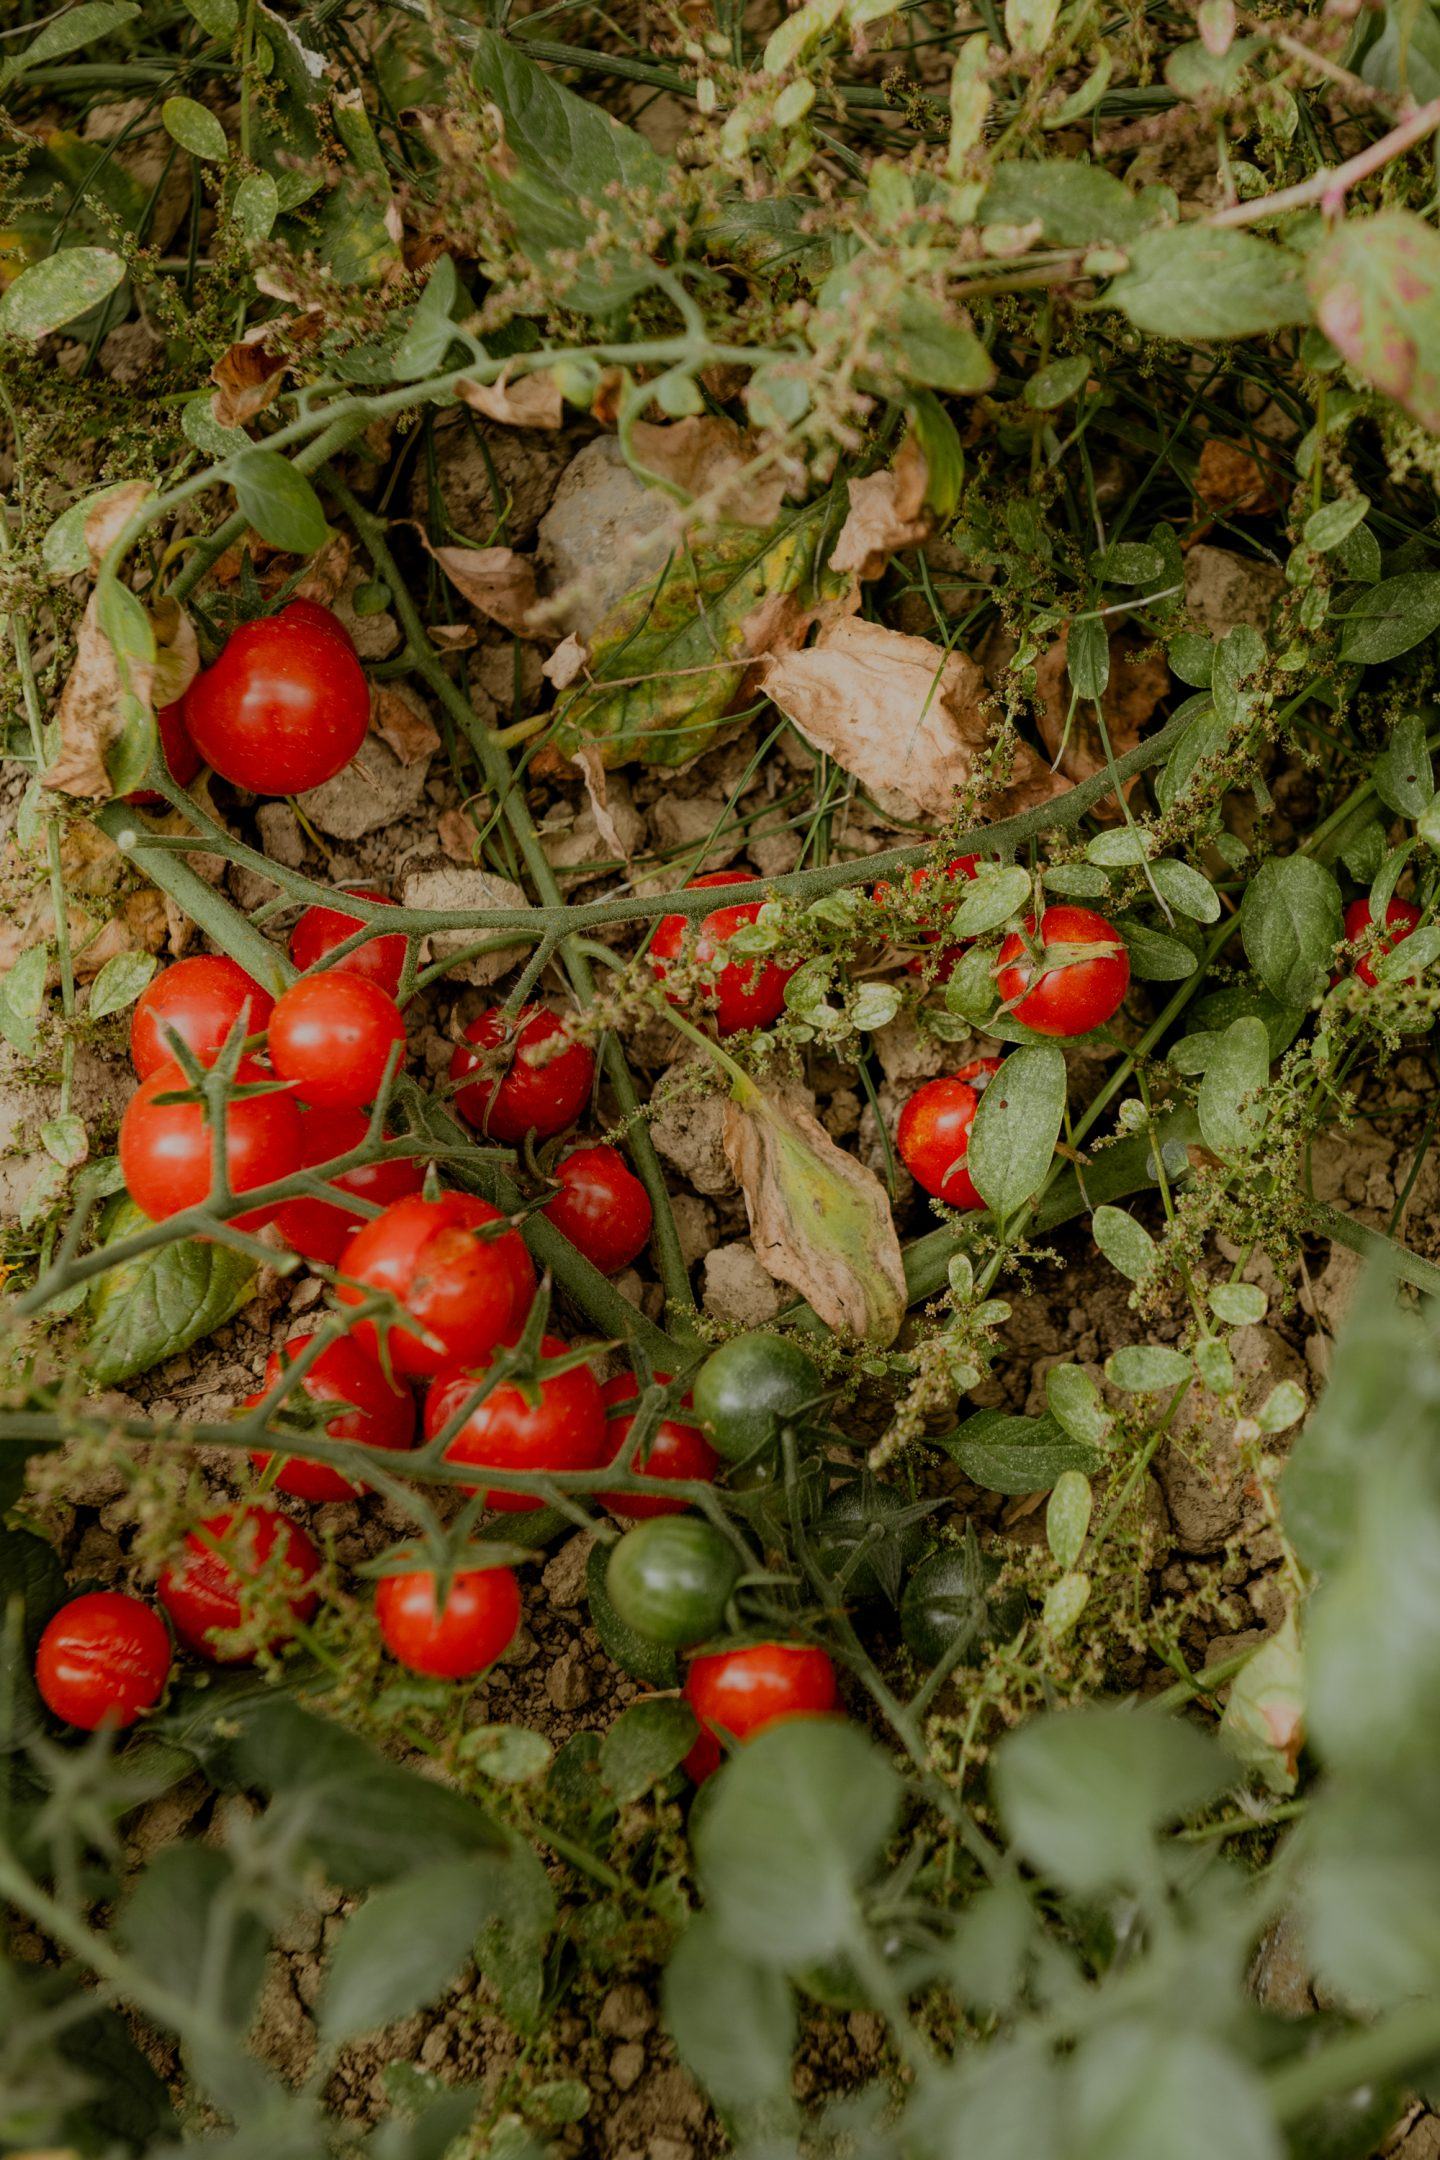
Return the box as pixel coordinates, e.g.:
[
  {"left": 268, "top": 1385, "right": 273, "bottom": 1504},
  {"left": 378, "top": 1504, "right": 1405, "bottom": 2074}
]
[
  {"left": 690, "top": 1332, "right": 824, "bottom": 1464},
  {"left": 604, "top": 1516, "right": 742, "bottom": 1648}
]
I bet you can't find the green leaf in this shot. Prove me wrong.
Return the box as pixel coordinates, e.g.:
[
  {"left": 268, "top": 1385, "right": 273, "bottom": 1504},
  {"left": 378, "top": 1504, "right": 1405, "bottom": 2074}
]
[
  {"left": 0, "top": 2, "right": 138, "bottom": 82},
  {"left": 1068, "top": 614, "right": 1109, "bottom": 701},
  {"left": 1071, "top": 2025, "right": 1281, "bottom": 2160},
  {"left": 230, "top": 449, "right": 329, "bottom": 557},
  {"left": 472, "top": 1838, "right": 556, "bottom": 2034},
  {"left": 950, "top": 865, "right": 1032, "bottom": 938},
  {"left": 85, "top": 1199, "right": 258, "bottom": 1385},
  {"left": 0, "top": 942, "right": 50, "bottom": 1055},
  {"left": 1108, "top": 226, "right": 1311, "bottom": 340},
  {"left": 1304, "top": 495, "right": 1370, "bottom": 553},
  {"left": 937, "top": 1408, "right": 1100, "bottom": 1495},
  {"left": 1209, "top": 1282, "right": 1266, "bottom": 1326},
  {"left": 1167, "top": 630, "right": 1213, "bottom": 686},
  {"left": 121, "top": 1846, "right": 269, "bottom": 2033},
  {"left": 967, "top": 1041, "right": 1067, "bottom": 1220},
  {"left": 1044, "top": 1363, "right": 1113, "bottom": 1447},
  {"left": 1197, "top": 1015, "right": 1269, "bottom": 1157},
  {"left": 993, "top": 1704, "right": 1231, "bottom": 1893},
  {"left": 1004, "top": 0, "right": 1060, "bottom": 59},
  {"left": 162, "top": 95, "right": 228, "bottom": 161},
  {"left": 1025, "top": 354, "right": 1091, "bottom": 409},
  {"left": 663, "top": 1913, "right": 796, "bottom": 2116},
  {"left": 1046, "top": 1470, "right": 1092, "bottom": 1569},
  {"left": 1091, "top": 1205, "right": 1157, "bottom": 1283},
  {"left": 695, "top": 1721, "right": 901, "bottom": 1967},
  {"left": 599, "top": 1698, "right": 697, "bottom": 1801},
  {"left": 1219, "top": 1611, "right": 1302, "bottom": 1796},
  {"left": 1105, "top": 1344, "right": 1192, "bottom": 1393},
  {"left": 585, "top": 1537, "right": 677, "bottom": 1689},
  {"left": 1111, "top": 917, "right": 1198, "bottom": 983},
  {"left": 1095, "top": 541, "right": 1164, "bottom": 585},
  {"left": 1339, "top": 572, "right": 1440, "bottom": 665},
  {"left": 1240, "top": 854, "right": 1343, "bottom": 1006},
  {"left": 460, "top": 1723, "right": 552, "bottom": 1783},
  {"left": 552, "top": 502, "right": 829, "bottom": 769},
  {"left": 1257, "top": 1378, "right": 1305, "bottom": 1433},
  {"left": 894, "top": 290, "right": 994, "bottom": 395},
  {"left": 231, "top": 170, "right": 279, "bottom": 244},
  {"left": 1148, "top": 858, "right": 1220, "bottom": 923},
  {"left": 183, "top": 0, "right": 238, "bottom": 33},
  {"left": 1084, "top": 827, "right": 1149, "bottom": 867},
  {"left": 41, "top": 1113, "right": 87, "bottom": 1168},
  {"left": 1373, "top": 712, "right": 1434, "bottom": 818},
  {"left": 390, "top": 253, "right": 462, "bottom": 382},
  {"left": 322, "top": 1856, "right": 502, "bottom": 2043},
  {"left": 0, "top": 247, "right": 127, "bottom": 339},
  {"left": 981, "top": 160, "right": 1152, "bottom": 246},
  {"left": 88, "top": 948, "right": 157, "bottom": 1019},
  {"left": 469, "top": 28, "right": 665, "bottom": 312},
  {"left": 0, "top": 1525, "right": 68, "bottom": 1747},
  {"left": 1308, "top": 210, "right": 1440, "bottom": 436}
]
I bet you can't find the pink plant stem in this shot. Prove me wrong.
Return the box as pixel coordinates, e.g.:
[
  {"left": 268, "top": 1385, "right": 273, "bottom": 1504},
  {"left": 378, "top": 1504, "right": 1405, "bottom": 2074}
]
[{"left": 1209, "top": 91, "right": 1440, "bottom": 229}]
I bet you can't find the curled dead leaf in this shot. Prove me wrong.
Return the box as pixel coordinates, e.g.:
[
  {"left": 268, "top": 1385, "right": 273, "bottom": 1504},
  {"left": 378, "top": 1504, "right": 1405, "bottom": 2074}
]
[
  {"left": 543, "top": 631, "right": 589, "bottom": 691},
  {"left": 150, "top": 598, "right": 200, "bottom": 709},
  {"left": 571, "top": 741, "right": 633, "bottom": 862},
  {"left": 722, "top": 1069, "right": 906, "bottom": 1346},
  {"left": 458, "top": 369, "right": 564, "bottom": 429},
  {"left": 83, "top": 481, "right": 155, "bottom": 574},
  {"left": 0, "top": 820, "right": 168, "bottom": 979},
  {"left": 371, "top": 681, "right": 441, "bottom": 765},
  {"left": 211, "top": 327, "right": 289, "bottom": 431},
  {"left": 43, "top": 592, "right": 155, "bottom": 799},
  {"left": 437, "top": 806, "right": 480, "bottom": 863},
  {"left": 294, "top": 531, "right": 354, "bottom": 605},
  {"left": 1001, "top": 626, "right": 1169, "bottom": 811},
  {"left": 418, "top": 533, "right": 542, "bottom": 638},
  {"left": 1195, "top": 438, "right": 1281, "bottom": 517},
  {"left": 628, "top": 416, "right": 788, "bottom": 529},
  {"left": 763, "top": 615, "right": 1061, "bottom": 824},
  {"left": 828, "top": 435, "right": 932, "bottom": 581}
]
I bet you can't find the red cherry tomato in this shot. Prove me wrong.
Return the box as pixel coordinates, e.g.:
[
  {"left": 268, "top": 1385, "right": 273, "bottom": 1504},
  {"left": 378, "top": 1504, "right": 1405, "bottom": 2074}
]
[
  {"left": 275, "top": 597, "right": 355, "bottom": 650},
  {"left": 130, "top": 955, "right": 275, "bottom": 1081},
  {"left": 1343, "top": 895, "right": 1422, "bottom": 988},
  {"left": 994, "top": 905, "right": 1129, "bottom": 1037},
  {"left": 337, "top": 1191, "right": 534, "bottom": 1379},
  {"left": 182, "top": 613, "right": 369, "bottom": 795},
  {"left": 541, "top": 1144, "right": 652, "bottom": 1275},
  {"left": 682, "top": 1641, "right": 839, "bottom": 1781},
  {"left": 248, "top": 1333, "right": 416, "bottom": 1502},
  {"left": 119, "top": 1055, "right": 302, "bottom": 1228},
  {"left": 597, "top": 1372, "right": 719, "bottom": 1519},
  {"left": 124, "top": 699, "right": 203, "bottom": 807},
  {"left": 268, "top": 973, "right": 407, "bottom": 1111},
  {"left": 896, "top": 1056, "right": 1003, "bottom": 1211},
  {"left": 450, "top": 1006, "right": 594, "bottom": 1144},
  {"left": 649, "top": 870, "right": 796, "bottom": 1034},
  {"left": 271, "top": 1105, "right": 424, "bottom": 1267},
  {"left": 34, "top": 1591, "right": 171, "bottom": 1730},
  {"left": 157, "top": 1506, "right": 320, "bottom": 1663},
  {"left": 375, "top": 1559, "right": 521, "bottom": 1679},
  {"left": 426, "top": 1334, "right": 608, "bottom": 1512},
  {"left": 290, "top": 887, "right": 406, "bottom": 997}
]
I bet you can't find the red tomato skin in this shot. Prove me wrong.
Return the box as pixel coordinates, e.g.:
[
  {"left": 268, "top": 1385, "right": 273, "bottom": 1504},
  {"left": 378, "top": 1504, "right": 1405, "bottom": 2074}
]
[
  {"left": 649, "top": 871, "right": 796, "bottom": 1034},
  {"left": 337, "top": 1192, "right": 534, "bottom": 1378},
  {"left": 157, "top": 1507, "right": 320, "bottom": 1663},
  {"left": 276, "top": 598, "right": 355, "bottom": 650},
  {"left": 994, "top": 906, "right": 1130, "bottom": 1037},
  {"left": 268, "top": 974, "right": 407, "bottom": 1111},
  {"left": 271, "top": 1105, "right": 424, "bottom": 1267},
  {"left": 1343, "top": 895, "right": 1422, "bottom": 987},
  {"left": 248, "top": 1333, "right": 416, "bottom": 1502},
  {"left": 130, "top": 956, "right": 275, "bottom": 1081},
  {"left": 119, "top": 1055, "right": 302, "bottom": 1228},
  {"left": 34, "top": 1591, "right": 171, "bottom": 1730},
  {"left": 182, "top": 616, "right": 369, "bottom": 795},
  {"left": 597, "top": 1372, "right": 719, "bottom": 1519},
  {"left": 896, "top": 1057, "right": 1002, "bottom": 1210},
  {"left": 426, "top": 1334, "right": 608, "bottom": 1512},
  {"left": 542, "top": 1145, "right": 653, "bottom": 1275},
  {"left": 290, "top": 887, "right": 406, "bottom": 996},
  {"left": 375, "top": 1563, "right": 521, "bottom": 1679},
  {"left": 124, "top": 699, "right": 203, "bottom": 807},
  {"left": 450, "top": 1007, "right": 595, "bottom": 1143},
  {"left": 682, "top": 1641, "right": 839, "bottom": 1781}
]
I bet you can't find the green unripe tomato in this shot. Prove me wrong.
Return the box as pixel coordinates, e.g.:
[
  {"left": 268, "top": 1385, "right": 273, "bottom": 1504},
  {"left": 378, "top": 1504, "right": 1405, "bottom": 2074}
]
[
  {"left": 900, "top": 1543, "right": 1024, "bottom": 1668},
  {"left": 604, "top": 1517, "right": 740, "bottom": 1648},
  {"left": 691, "top": 1332, "right": 822, "bottom": 1463},
  {"left": 815, "top": 1483, "right": 931, "bottom": 1605}
]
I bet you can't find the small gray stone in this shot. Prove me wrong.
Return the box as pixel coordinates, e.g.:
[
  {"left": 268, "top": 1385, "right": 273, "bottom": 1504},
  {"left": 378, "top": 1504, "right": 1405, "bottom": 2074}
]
[{"left": 297, "top": 734, "right": 430, "bottom": 839}]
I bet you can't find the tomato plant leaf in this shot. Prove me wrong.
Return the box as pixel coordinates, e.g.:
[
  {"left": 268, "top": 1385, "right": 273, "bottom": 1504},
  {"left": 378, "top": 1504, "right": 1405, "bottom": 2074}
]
[
  {"left": 1108, "top": 226, "right": 1311, "bottom": 340},
  {"left": 85, "top": 1199, "right": 259, "bottom": 1386},
  {"left": 120, "top": 1846, "right": 271, "bottom": 2035},
  {"left": 967, "top": 1041, "right": 1067, "bottom": 1221},
  {"left": 586, "top": 1537, "right": 678, "bottom": 1689},
  {"left": 663, "top": 1912, "right": 797, "bottom": 2116},
  {"left": 935, "top": 1409, "right": 1100, "bottom": 1494},
  {"left": 599, "top": 1697, "right": 697, "bottom": 1802},
  {"left": 1308, "top": 210, "right": 1440, "bottom": 436},
  {"left": 230, "top": 449, "right": 329, "bottom": 557},
  {"left": 1071, "top": 2025, "right": 1282, "bottom": 2160},
  {"left": 321, "top": 1856, "right": 505, "bottom": 2043},
  {"left": 1240, "top": 854, "right": 1342, "bottom": 1008},
  {"left": 981, "top": 159, "right": 1152, "bottom": 245},
  {"left": 1338, "top": 572, "right": 1440, "bottom": 665}
]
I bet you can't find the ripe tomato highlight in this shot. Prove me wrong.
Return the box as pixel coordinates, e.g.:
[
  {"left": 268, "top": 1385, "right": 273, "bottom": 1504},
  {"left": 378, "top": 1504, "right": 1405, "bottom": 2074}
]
[
  {"left": 994, "top": 905, "right": 1129, "bottom": 1037},
  {"left": 268, "top": 972, "right": 408, "bottom": 1111},
  {"left": 182, "top": 612, "right": 369, "bottom": 795},
  {"left": 450, "top": 1005, "right": 594, "bottom": 1143},
  {"left": 426, "top": 1334, "right": 608, "bottom": 1512},
  {"left": 248, "top": 1333, "right": 416, "bottom": 1502},
  {"left": 119, "top": 1055, "right": 302, "bottom": 1227},
  {"left": 1343, "top": 894, "right": 1422, "bottom": 987},
  {"left": 34, "top": 1591, "right": 172, "bottom": 1731},
  {"left": 649, "top": 870, "right": 796, "bottom": 1034},
  {"left": 542, "top": 1144, "right": 652, "bottom": 1275},
  {"left": 271, "top": 1105, "right": 424, "bottom": 1267},
  {"left": 682, "top": 1640, "right": 839, "bottom": 1781},
  {"left": 337, "top": 1191, "right": 534, "bottom": 1379},
  {"left": 290, "top": 887, "right": 406, "bottom": 996},
  {"left": 597, "top": 1372, "right": 719, "bottom": 1518},
  {"left": 130, "top": 955, "right": 274, "bottom": 1081},
  {"left": 375, "top": 1559, "right": 521, "bottom": 1678},
  {"left": 157, "top": 1506, "right": 320, "bottom": 1663},
  {"left": 896, "top": 1056, "right": 1003, "bottom": 1210}
]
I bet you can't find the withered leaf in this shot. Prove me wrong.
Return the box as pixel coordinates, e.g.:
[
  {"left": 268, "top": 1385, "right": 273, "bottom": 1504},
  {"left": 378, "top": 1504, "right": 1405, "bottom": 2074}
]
[
  {"left": 763, "top": 616, "right": 1061, "bottom": 823},
  {"left": 150, "top": 598, "right": 200, "bottom": 709},
  {"left": 211, "top": 327, "right": 289, "bottom": 430},
  {"left": 371, "top": 681, "right": 441, "bottom": 765},
  {"left": 628, "top": 416, "right": 787, "bottom": 529},
  {"left": 294, "top": 531, "right": 354, "bottom": 604},
  {"left": 83, "top": 480, "right": 155, "bottom": 574},
  {"left": 1195, "top": 437, "right": 1281, "bottom": 516},
  {"left": 458, "top": 369, "right": 564, "bottom": 429},
  {"left": 828, "top": 436, "right": 932, "bottom": 581},
  {"left": 722, "top": 1070, "right": 906, "bottom": 1347},
  {"left": 543, "top": 631, "right": 589, "bottom": 690},
  {"left": 43, "top": 592, "right": 155, "bottom": 799},
  {"left": 419, "top": 534, "right": 542, "bottom": 637}
]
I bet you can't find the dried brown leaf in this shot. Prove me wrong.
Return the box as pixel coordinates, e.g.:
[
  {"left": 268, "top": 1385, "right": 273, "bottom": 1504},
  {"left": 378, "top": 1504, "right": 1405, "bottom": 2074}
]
[
  {"left": 150, "top": 598, "right": 200, "bottom": 708},
  {"left": 543, "top": 631, "right": 589, "bottom": 691},
  {"left": 437, "top": 806, "right": 479, "bottom": 863},
  {"left": 1195, "top": 438, "right": 1281, "bottom": 516},
  {"left": 828, "top": 437, "right": 932, "bottom": 580},
  {"left": 294, "top": 531, "right": 354, "bottom": 605},
  {"left": 628, "top": 416, "right": 787, "bottom": 529},
  {"left": 763, "top": 616, "right": 1061, "bottom": 823},
  {"left": 371, "top": 681, "right": 441, "bottom": 765},
  {"left": 458, "top": 369, "right": 564, "bottom": 429},
  {"left": 211, "top": 327, "right": 289, "bottom": 430},
  {"left": 419, "top": 534, "right": 543, "bottom": 637},
  {"left": 83, "top": 481, "right": 154, "bottom": 574},
  {"left": 43, "top": 592, "right": 155, "bottom": 799},
  {"left": 722, "top": 1071, "right": 906, "bottom": 1346},
  {"left": 571, "top": 741, "right": 633, "bottom": 862},
  {"left": 1004, "top": 626, "right": 1169, "bottom": 816}
]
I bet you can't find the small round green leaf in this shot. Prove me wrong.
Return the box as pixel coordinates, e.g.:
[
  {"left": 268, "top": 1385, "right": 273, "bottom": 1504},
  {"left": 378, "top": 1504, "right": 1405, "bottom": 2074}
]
[
  {"left": 162, "top": 95, "right": 228, "bottom": 162},
  {"left": 0, "top": 248, "right": 126, "bottom": 340}
]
